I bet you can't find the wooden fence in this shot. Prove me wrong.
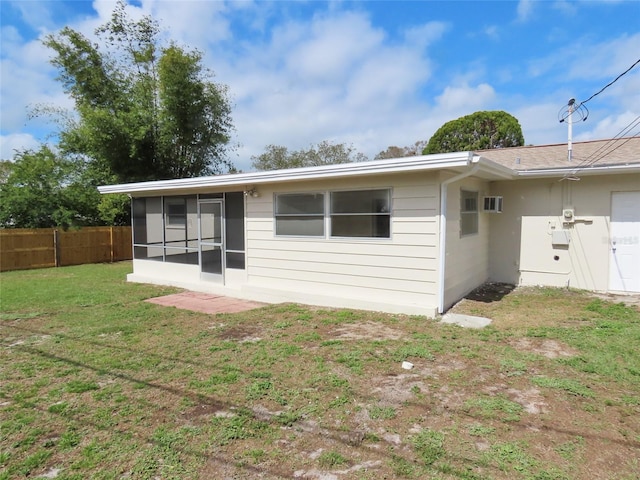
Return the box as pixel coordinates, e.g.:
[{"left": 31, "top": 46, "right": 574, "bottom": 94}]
[{"left": 0, "top": 227, "right": 132, "bottom": 272}]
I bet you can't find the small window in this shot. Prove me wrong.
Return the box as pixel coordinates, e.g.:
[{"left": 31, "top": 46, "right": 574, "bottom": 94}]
[
  {"left": 460, "top": 190, "right": 478, "bottom": 236},
  {"left": 275, "top": 193, "right": 325, "bottom": 236},
  {"left": 483, "top": 196, "right": 503, "bottom": 213},
  {"left": 165, "top": 199, "right": 186, "bottom": 227},
  {"left": 330, "top": 189, "right": 390, "bottom": 238}
]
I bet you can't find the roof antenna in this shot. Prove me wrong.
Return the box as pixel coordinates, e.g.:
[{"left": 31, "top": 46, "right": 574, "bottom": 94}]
[
  {"left": 567, "top": 98, "right": 575, "bottom": 162},
  {"left": 558, "top": 98, "right": 589, "bottom": 162}
]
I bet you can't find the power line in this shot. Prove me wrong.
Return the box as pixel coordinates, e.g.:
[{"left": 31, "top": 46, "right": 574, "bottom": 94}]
[
  {"left": 579, "top": 57, "right": 640, "bottom": 107},
  {"left": 561, "top": 120, "right": 640, "bottom": 180}
]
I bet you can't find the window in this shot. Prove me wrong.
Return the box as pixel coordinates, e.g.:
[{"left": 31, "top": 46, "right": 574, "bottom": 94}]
[
  {"left": 460, "top": 190, "right": 478, "bottom": 236},
  {"left": 330, "top": 189, "right": 390, "bottom": 238},
  {"left": 275, "top": 193, "right": 325, "bottom": 236},
  {"left": 165, "top": 199, "right": 186, "bottom": 227}
]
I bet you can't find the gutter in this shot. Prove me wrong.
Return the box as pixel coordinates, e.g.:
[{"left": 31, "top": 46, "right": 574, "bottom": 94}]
[
  {"left": 514, "top": 163, "right": 640, "bottom": 178},
  {"left": 437, "top": 157, "right": 481, "bottom": 314}
]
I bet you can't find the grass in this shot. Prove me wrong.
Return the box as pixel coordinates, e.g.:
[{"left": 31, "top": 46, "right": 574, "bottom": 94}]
[{"left": 1, "top": 263, "right": 639, "bottom": 479}]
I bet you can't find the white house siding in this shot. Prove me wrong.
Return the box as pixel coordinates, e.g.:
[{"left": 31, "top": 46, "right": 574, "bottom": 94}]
[
  {"left": 488, "top": 174, "right": 640, "bottom": 291},
  {"left": 441, "top": 174, "right": 492, "bottom": 311},
  {"left": 243, "top": 172, "right": 440, "bottom": 316}
]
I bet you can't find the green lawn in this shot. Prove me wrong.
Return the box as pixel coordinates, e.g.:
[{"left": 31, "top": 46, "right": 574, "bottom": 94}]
[{"left": 1, "top": 262, "right": 639, "bottom": 479}]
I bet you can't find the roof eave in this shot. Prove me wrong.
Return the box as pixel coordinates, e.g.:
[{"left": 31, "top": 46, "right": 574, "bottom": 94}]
[{"left": 98, "top": 152, "right": 476, "bottom": 195}]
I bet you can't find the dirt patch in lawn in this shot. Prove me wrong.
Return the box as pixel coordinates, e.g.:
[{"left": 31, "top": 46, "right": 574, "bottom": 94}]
[
  {"left": 330, "top": 321, "right": 404, "bottom": 341},
  {"left": 216, "top": 324, "right": 263, "bottom": 342}
]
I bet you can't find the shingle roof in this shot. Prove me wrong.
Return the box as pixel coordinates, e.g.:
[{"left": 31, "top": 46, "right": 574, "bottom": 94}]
[{"left": 478, "top": 136, "right": 640, "bottom": 171}]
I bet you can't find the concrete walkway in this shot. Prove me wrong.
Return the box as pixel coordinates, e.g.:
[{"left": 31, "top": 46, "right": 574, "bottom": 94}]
[{"left": 145, "top": 291, "right": 266, "bottom": 314}]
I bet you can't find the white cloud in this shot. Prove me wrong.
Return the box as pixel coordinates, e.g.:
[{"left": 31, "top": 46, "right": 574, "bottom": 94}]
[
  {"left": 435, "top": 83, "right": 496, "bottom": 113},
  {"left": 576, "top": 111, "right": 640, "bottom": 141},
  {"left": 516, "top": 0, "right": 534, "bottom": 22},
  {"left": 285, "top": 12, "right": 384, "bottom": 82},
  {"left": 513, "top": 101, "right": 569, "bottom": 146},
  {"left": 403, "top": 21, "right": 449, "bottom": 50},
  {"left": 142, "top": 0, "right": 234, "bottom": 46},
  {"left": 483, "top": 25, "right": 499, "bottom": 40},
  {"left": 552, "top": 0, "right": 578, "bottom": 16},
  {"left": 7, "top": 0, "right": 56, "bottom": 34},
  {"left": 211, "top": 9, "right": 440, "bottom": 168},
  {"left": 1, "top": 133, "right": 41, "bottom": 160}
]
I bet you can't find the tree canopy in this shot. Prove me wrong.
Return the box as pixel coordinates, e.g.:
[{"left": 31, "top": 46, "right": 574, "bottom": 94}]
[
  {"left": 251, "top": 141, "right": 368, "bottom": 171},
  {"left": 42, "top": 0, "right": 234, "bottom": 183},
  {"left": 375, "top": 141, "right": 428, "bottom": 160},
  {"left": 0, "top": 147, "right": 104, "bottom": 228},
  {"left": 423, "top": 111, "right": 524, "bottom": 155}
]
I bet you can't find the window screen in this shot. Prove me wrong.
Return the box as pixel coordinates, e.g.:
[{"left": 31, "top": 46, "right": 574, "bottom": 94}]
[{"left": 275, "top": 193, "right": 325, "bottom": 236}]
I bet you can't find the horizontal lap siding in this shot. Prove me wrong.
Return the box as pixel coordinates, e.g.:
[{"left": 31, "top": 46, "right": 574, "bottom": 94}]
[{"left": 245, "top": 173, "right": 439, "bottom": 310}]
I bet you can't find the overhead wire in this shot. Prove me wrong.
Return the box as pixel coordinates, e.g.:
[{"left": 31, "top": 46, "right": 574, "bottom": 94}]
[
  {"left": 572, "top": 116, "right": 640, "bottom": 169},
  {"left": 560, "top": 122, "right": 640, "bottom": 181},
  {"left": 577, "top": 57, "right": 640, "bottom": 108},
  {"left": 557, "top": 57, "right": 640, "bottom": 179}
]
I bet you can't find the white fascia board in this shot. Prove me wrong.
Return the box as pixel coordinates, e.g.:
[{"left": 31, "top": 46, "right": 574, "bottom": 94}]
[
  {"left": 514, "top": 163, "right": 640, "bottom": 178},
  {"left": 98, "top": 152, "right": 475, "bottom": 195}
]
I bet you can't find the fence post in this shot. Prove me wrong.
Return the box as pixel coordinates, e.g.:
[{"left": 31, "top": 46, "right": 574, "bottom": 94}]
[
  {"left": 110, "top": 226, "right": 114, "bottom": 263},
  {"left": 53, "top": 229, "right": 60, "bottom": 267}
]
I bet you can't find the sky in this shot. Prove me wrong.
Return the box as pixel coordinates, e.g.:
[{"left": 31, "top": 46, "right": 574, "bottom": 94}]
[{"left": 1, "top": 0, "right": 639, "bottom": 172}]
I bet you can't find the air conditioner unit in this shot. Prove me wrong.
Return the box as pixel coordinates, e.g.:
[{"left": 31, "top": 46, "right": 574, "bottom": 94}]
[
  {"left": 483, "top": 196, "right": 503, "bottom": 213},
  {"left": 562, "top": 208, "right": 575, "bottom": 223}
]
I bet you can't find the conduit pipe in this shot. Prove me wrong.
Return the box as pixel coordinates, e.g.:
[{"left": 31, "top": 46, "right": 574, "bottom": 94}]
[{"left": 437, "top": 158, "right": 481, "bottom": 314}]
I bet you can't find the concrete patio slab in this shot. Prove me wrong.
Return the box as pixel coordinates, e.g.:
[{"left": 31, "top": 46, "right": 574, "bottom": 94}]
[{"left": 145, "top": 291, "right": 267, "bottom": 314}]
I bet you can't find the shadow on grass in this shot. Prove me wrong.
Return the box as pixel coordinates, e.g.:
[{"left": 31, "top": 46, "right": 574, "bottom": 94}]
[{"left": 464, "top": 283, "right": 516, "bottom": 303}]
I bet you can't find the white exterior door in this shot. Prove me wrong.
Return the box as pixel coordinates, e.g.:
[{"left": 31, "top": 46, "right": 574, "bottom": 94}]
[{"left": 609, "top": 191, "right": 640, "bottom": 292}]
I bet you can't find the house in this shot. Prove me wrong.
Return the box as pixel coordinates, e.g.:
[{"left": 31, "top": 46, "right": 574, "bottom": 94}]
[{"left": 98, "top": 137, "right": 640, "bottom": 316}]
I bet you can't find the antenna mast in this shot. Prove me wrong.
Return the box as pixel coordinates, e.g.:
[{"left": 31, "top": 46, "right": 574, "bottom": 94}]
[
  {"left": 567, "top": 98, "right": 575, "bottom": 162},
  {"left": 558, "top": 98, "right": 588, "bottom": 163}
]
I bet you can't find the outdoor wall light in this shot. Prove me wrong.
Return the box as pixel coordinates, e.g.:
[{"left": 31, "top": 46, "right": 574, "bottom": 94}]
[{"left": 245, "top": 187, "right": 260, "bottom": 198}]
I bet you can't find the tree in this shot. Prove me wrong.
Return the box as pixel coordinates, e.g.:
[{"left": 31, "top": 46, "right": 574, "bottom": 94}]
[
  {"left": 375, "top": 141, "right": 428, "bottom": 160},
  {"left": 0, "top": 160, "right": 13, "bottom": 183},
  {"left": 423, "top": 111, "right": 524, "bottom": 155},
  {"left": 0, "top": 147, "right": 104, "bottom": 228},
  {"left": 251, "top": 141, "right": 368, "bottom": 171},
  {"left": 42, "top": 0, "right": 234, "bottom": 183}
]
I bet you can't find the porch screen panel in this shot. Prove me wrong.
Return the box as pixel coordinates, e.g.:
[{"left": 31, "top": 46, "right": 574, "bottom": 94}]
[
  {"left": 132, "top": 195, "right": 198, "bottom": 264},
  {"left": 225, "top": 191, "right": 245, "bottom": 269},
  {"left": 132, "top": 197, "right": 163, "bottom": 261}
]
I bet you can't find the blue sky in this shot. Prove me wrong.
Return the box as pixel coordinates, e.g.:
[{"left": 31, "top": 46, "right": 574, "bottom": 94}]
[{"left": 1, "top": 0, "right": 639, "bottom": 171}]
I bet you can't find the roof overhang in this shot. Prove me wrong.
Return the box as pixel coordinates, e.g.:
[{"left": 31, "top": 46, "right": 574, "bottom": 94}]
[{"left": 99, "top": 151, "right": 514, "bottom": 196}]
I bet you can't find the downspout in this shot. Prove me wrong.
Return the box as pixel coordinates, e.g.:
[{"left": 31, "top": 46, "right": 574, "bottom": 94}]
[{"left": 437, "top": 158, "right": 481, "bottom": 314}]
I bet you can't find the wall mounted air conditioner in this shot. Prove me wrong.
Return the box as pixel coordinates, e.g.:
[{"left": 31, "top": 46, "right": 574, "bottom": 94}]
[{"left": 483, "top": 196, "right": 503, "bottom": 213}]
